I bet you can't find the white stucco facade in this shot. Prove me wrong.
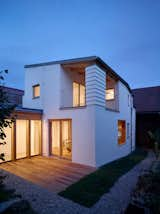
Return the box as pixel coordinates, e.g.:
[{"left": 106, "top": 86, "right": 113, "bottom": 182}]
[{"left": 23, "top": 57, "right": 136, "bottom": 167}]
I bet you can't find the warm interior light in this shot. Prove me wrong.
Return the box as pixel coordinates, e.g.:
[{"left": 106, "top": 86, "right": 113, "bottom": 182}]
[
  {"left": 73, "top": 82, "right": 85, "bottom": 107},
  {"left": 33, "top": 85, "right": 40, "bottom": 98},
  {"left": 106, "top": 89, "right": 115, "bottom": 100},
  {"left": 118, "top": 120, "right": 126, "bottom": 145}
]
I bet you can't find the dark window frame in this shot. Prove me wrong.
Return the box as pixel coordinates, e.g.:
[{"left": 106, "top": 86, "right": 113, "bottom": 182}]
[{"left": 33, "top": 84, "right": 40, "bottom": 99}]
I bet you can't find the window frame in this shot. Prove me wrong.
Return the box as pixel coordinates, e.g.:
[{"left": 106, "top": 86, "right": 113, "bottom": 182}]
[
  {"left": 106, "top": 88, "right": 115, "bottom": 101},
  {"left": 73, "top": 81, "right": 86, "bottom": 107},
  {"left": 33, "top": 84, "right": 40, "bottom": 99}
]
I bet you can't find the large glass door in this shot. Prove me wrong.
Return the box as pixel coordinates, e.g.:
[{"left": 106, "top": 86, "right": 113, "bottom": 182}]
[
  {"left": 16, "top": 120, "right": 29, "bottom": 159},
  {"left": 51, "top": 121, "right": 61, "bottom": 156},
  {"left": 51, "top": 120, "right": 72, "bottom": 160},
  {"left": 30, "top": 120, "right": 41, "bottom": 156}
]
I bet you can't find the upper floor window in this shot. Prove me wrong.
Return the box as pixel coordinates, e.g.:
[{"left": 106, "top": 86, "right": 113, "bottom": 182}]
[
  {"left": 106, "top": 88, "right": 115, "bottom": 100},
  {"left": 73, "top": 82, "right": 85, "bottom": 107},
  {"left": 33, "top": 84, "right": 40, "bottom": 98},
  {"left": 118, "top": 120, "right": 126, "bottom": 145}
]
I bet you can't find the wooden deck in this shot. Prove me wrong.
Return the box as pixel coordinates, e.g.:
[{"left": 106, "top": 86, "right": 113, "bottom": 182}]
[{"left": 0, "top": 156, "right": 95, "bottom": 193}]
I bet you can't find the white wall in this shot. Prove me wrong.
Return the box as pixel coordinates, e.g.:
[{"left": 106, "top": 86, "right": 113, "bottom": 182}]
[
  {"left": 23, "top": 63, "right": 135, "bottom": 167},
  {"left": 95, "top": 81, "right": 135, "bottom": 167},
  {"left": 23, "top": 64, "right": 96, "bottom": 166}
]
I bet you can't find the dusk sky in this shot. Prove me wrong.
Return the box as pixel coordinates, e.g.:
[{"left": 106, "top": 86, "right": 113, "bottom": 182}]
[{"left": 0, "top": 0, "right": 160, "bottom": 90}]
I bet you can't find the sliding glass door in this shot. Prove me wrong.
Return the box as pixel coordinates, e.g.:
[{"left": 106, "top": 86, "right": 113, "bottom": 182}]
[
  {"left": 16, "top": 119, "right": 41, "bottom": 159},
  {"left": 30, "top": 120, "right": 41, "bottom": 156},
  {"left": 16, "top": 120, "right": 29, "bottom": 159},
  {"left": 51, "top": 121, "right": 61, "bottom": 156},
  {"left": 51, "top": 120, "right": 72, "bottom": 160}
]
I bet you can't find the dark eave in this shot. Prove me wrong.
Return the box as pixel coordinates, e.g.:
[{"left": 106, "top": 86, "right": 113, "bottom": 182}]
[
  {"left": 15, "top": 106, "right": 43, "bottom": 114},
  {"left": 24, "top": 56, "right": 97, "bottom": 68}
]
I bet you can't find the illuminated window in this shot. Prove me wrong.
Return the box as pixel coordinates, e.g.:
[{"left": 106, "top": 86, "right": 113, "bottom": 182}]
[
  {"left": 31, "top": 120, "right": 41, "bottom": 156},
  {"left": 33, "top": 84, "right": 40, "bottom": 98},
  {"left": 106, "top": 89, "right": 114, "bottom": 100},
  {"left": 73, "top": 82, "right": 85, "bottom": 107},
  {"left": 118, "top": 120, "right": 126, "bottom": 145}
]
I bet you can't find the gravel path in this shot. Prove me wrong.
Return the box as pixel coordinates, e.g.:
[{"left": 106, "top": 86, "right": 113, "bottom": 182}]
[{"left": 0, "top": 152, "right": 155, "bottom": 214}]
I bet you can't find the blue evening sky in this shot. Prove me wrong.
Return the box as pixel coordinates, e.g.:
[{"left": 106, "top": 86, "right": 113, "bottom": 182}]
[{"left": 0, "top": 0, "right": 160, "bottom": 90}]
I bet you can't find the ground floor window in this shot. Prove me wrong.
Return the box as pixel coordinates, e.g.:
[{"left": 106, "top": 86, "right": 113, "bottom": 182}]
[{"left": 118, "top": 120, "right": 126, "bottom": 145}]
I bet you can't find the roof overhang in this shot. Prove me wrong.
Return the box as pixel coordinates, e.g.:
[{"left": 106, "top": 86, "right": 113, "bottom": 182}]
[{"left": 25, "top": 56, "right": 131, "bottom": 93}]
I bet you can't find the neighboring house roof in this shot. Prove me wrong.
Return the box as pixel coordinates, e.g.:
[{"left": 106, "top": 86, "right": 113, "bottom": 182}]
[
  {"left": 24, "top": 56, "right": 131, "bottom": 93},
  {"left": 2, "top": 86, "right": 24, "bottom": 106},
  {"left": 132, "top": 86, "right": 160, "bottom": 113}
]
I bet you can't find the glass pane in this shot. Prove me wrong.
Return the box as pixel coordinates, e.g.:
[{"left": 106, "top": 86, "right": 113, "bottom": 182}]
[
  {"left": 16, "top": 120, "right": 28, "bottom": 159},
  {"left": 0, "top": 121, "right": 13, "bottom": 163},
  {"left": 31, "top": 120, "right": 41, "bottom": 156},
  {"left": 118, "top": 120, "right": 126, "bottom": 145},
  {"left": 33, "top": 85, "right": 40, "bottom": 97},
  {"left": 62, "top": 120, "right": 72, "bottom": 159},
  {"left": 106, "top": 89, "right": 114, "bottom": 100},
  {"left": 73, "top": 82, "right": 79, "bottom": 107},
  {"left": 52, "top": 121, "right": 60, "bottom": 156},
  {"left": 80, "top": 84, "right": 85, "bottom": 106}
]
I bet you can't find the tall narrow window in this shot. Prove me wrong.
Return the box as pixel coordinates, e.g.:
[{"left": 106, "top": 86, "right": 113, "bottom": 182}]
[
  {"left": 33, "top": 84, "right": 40, "bottom": 98},
  {"left": 106, "top": 89, "right": 115, "bottom": 100},
  {"left": 118, "top": 120, "right": 126, "bottom": 145},
  {"left": 80, "top": 84, "right": 85, "bottom": 106},
  {"left": 73, "top": 82, "right": 85, "bottom": 107}
]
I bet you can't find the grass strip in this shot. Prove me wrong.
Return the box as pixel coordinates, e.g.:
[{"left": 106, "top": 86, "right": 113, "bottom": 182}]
[{"left": 59, "top": 149, "right": 147, "bottom": 207}]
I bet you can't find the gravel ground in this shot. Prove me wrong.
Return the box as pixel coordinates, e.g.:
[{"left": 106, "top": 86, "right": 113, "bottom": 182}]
[{"left": 0, "top": 152, "right": 155, "bottom": 214}]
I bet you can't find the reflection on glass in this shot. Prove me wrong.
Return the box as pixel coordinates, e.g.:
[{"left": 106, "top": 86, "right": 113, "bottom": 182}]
[
  {"left": 62, "top": 120, "right": 72, "bottom": 159},
  {"left": 16, "top": 120, "right": 28, "bottom": 159},
  {"left": 52, "top": 121, "right": 60, "bottom": 156},
  {"left": 31, "top": 120, "right": 41, "bottom": 156}
]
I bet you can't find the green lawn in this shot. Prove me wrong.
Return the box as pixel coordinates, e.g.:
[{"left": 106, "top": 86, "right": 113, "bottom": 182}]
[{"left": 59, "top": 149, "right": 147, "bottom": 207}]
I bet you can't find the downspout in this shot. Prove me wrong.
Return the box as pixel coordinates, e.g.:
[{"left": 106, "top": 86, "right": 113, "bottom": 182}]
[{"left": 131, "top": 106, "right": 133, "bottom": 152}]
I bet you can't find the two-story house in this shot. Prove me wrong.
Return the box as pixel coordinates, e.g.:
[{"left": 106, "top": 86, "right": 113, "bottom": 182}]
[{"left": 1, "top": 56, "right": 135, "bottom": 167}]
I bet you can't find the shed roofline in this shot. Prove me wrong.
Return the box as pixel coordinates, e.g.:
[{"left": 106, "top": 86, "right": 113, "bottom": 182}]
[{"left": 24, "top": 56, "right": 132, "bottom": 93}]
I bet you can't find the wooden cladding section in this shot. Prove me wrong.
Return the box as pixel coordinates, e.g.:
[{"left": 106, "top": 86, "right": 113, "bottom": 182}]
[
  {"left": 118, "top": 120, "right": 126, "bottom": 145},
  {"left": 12, "top": 111, "right": 42, "bottom": 120},
  {"left": 85, "top": 65, "right": 106, "bottom": 107}
]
